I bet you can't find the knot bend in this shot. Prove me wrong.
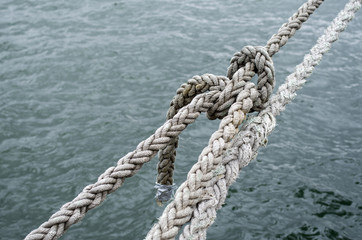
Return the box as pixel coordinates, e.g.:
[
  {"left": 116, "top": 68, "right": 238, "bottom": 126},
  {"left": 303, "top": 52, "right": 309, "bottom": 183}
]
[
  {"left": 156, "top": 46, "right": 276, "bottom": 202},
  {"left": 207, "top": 46, "right": 275, "bottom": 120},
  {"left": 226, "top": 45, "right": 275, "bottom": 112}
]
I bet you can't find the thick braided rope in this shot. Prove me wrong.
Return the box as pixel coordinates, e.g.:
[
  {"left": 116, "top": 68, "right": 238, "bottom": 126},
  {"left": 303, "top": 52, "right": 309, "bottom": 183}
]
[
  {"left": 155, "top": 75, "right": 230, "bottom": 203},
  {"left": 157, "top": 75, "right": 230, "bottom": 186},
  {"left": 24, "top": 44, "right": 274, "bottom": 240},
  {"left": 24, "top": 90, "right": 223, "bottom": 240},
  {"left": 227, "top": 0, "right": 324, "bottom": 100},
  {"left": 24, "top": 0, "right": 326, "bottom": 239},
  {"left": 155, "top": 48, "right": 273, "bottom": 201},
  {"left": 180, "top": 0, "right": 362, "bottom": 239},
  {"left": 155, "top": 0, "right": 324, "bottom": 196},
  {"left": 146, "top": 59, "right": 274, "bottom": 239},
  {"left": 26, "top": 57, "right": 271, "bottom": 239}
]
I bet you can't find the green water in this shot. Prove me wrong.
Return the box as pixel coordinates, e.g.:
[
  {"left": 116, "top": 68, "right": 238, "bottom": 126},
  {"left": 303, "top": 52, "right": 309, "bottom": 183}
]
[{"left": 1, "top": 0, "right": 361, "bottom": 239}]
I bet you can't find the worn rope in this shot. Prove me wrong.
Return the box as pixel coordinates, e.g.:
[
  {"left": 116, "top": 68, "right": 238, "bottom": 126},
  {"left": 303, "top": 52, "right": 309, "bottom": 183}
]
[
  {"left": 156, "top": 75, "right": 230, "bottom": 204},
  {"left": 155, "top": 0, "right": 324, "bottom": 199},
  {"left": 24, "top": 87, "right": 222, "bottom": 240},
  {"left": 179, "top": 0, "right": 362, "bottom": 239},
  {"left": 147, "top": 0, "right": 325, "bottom": 238},
  {"left": 24, "top": 0, "right": 329, "bottom": 239},
  {"left": 157, "top": 74, "right": 230, "bottom": 186},
  {"left": 25, "top": 25, "right": 276, "bottom": 240},
  {"left": 26, "top": 63, "right": 271, "bottom": 240}
]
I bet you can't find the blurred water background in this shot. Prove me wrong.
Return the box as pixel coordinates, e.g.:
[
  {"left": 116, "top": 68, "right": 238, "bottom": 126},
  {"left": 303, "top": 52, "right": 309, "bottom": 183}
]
[{"left": 1, "top": 0, "right": 361, "bottom": 239}]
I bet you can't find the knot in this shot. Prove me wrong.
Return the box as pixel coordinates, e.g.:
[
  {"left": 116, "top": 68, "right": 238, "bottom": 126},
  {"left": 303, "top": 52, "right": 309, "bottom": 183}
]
[
  {"left": 167, "top": 74, "right": 230, "bottom": 120},
  {"left": 207, "top": 46, "right": 275, "bottom": 119}
]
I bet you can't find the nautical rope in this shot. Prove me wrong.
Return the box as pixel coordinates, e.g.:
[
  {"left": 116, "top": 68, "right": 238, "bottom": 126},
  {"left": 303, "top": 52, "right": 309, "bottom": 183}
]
[
  {"left": 157, "top": 74, "right": 230, "bottom": 186},
  {"left": 25, "top": 86, "right": 222, "bottom": 240},
  {"left": 155, "top": 0, "right": 324, "bottom": 199},
  {"left": 25, "top": 48, "right": 276, "bottom": 240},
  {"left": 179, "top": 0, "right": 362, "bottom": 239},
  {"left": 23, "top": 0, "right": 362, "bottom": 239},
  {"left": 26, "top": 59, "right": 272, "bottom": 240},
  {"left": 147, "top": 0, "right": 327, "bottom": 238},
  {"left": 25, "top": 0, "right": 322, "bottom": 239},
  {"left": 25, "top": 0, "right": 324, "bottom": 239}
]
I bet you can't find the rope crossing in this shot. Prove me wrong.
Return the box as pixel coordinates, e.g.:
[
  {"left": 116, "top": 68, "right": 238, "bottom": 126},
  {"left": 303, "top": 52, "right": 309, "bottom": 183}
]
[
  {"left": 24, "top": 0, "right": 361, "bottom": 239},
  {"left": 178, "top": 1, "right": 362, "bottom": 238},
  {"left": 156, "top": 0, "right": 325, "bottom": 197}
]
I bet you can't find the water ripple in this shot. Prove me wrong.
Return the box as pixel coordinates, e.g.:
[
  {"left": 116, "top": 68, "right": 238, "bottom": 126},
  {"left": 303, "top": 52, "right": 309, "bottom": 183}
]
[{"left": 1, "top": 0, "right": 361, "bottom": 239}]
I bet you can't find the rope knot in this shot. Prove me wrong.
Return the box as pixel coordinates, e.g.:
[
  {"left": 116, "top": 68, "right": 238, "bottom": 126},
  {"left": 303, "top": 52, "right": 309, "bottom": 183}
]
[{"left": 207, "top": 46, "right": 275, "bottom": 120}]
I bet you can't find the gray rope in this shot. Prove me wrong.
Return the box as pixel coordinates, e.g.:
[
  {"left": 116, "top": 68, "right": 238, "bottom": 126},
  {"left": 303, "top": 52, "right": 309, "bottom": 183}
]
[
  {"left": 155, "top": 0, "right": 324, "bottom": 202},
  {"left": 156, "top": 74, "right": 230, "bottom": 187},
  {"left": 147, "top": 0, "right": 325, "bottom": 235},
  {"left": 179, "top": 0, "right": 362, "bottom": 239},
  {"left": 25, "top": 0, "right": 356, "bottom": 239},
  {"left": 24, "top": 88, "right": 222, "bottom": 240},
  {"left": 25, "top": 39, "right": 276, "bottom": 240}
]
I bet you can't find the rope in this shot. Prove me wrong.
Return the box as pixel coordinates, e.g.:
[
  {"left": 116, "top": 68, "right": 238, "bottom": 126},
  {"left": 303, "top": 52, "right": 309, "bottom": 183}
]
[
  {"left": 156, "top": 74, "right": 230, "bottom": 186},
  {"left": 179, "top": 0, "right": 362, "bottom": 239},
  {"left": 23, "top": 0, "right": 362, "bottom": 239},
  {"left": 26, "top": 53, "right": 275, "bottom": 239},
  {"left": 155, "top": 0, "right": 324, "bottom": 200},
  {"left": 25, "top": 0, "right": 322, "bottom": 239},
  {"left": 147, "top": 0, "right": 327, "bottom": 238},
  {"left": 25, "top": 85, "right": 222, "bottom": 240}
]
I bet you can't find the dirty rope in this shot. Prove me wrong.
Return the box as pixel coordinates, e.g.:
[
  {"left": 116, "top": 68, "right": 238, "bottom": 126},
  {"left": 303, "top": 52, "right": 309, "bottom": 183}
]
[
  {"left": 155, "top": 0, "right": 324, "bottom": 201},
  {"left": 178, "top": 0, "right": 362, "bottom": 239},
  {"left": 24, "top": 0, "right": 361, "bottom": 239}
]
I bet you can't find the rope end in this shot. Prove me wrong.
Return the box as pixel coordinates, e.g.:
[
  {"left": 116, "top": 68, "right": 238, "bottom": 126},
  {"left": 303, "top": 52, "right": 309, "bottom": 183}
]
[{"left": 154, "top": 183, "right": 177, "bottom": 205}]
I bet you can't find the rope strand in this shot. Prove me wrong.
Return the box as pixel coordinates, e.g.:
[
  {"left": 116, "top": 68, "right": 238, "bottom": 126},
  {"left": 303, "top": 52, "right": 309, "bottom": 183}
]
[
  {"left": 156, "top": 0, "right": 324, "bottom": 197},
  {"left": 180, "top": 0, "right": 361, "bottom": 238},
  {"left": 24, "top": 0, "right": 362, "bottom": 239}
]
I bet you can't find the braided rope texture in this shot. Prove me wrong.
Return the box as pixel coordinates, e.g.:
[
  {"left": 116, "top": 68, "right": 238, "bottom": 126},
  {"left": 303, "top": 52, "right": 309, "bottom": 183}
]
[
  {"left": 155, "top": 0, "right": 324, "bottom": 194},
  {"left": 178, "top": 0, "right": 362, "bottom": 239},
  {"left": 22, "top": 0, "right": 362, "bottom": 239},
  {"left": 148, "top": 0, "right": 327, "bottom": 237},
  {"left": 25, "top": 0, "right": 321, "bottom": 239},
  {"left": 25, "top": 0, "right": 323, "bottom": 239},
  {"left": 157, "top": 75, "right": 230, "bottom": 185},
  {"left": 26, "top": 53, "right": 274, "bottom": 240}
]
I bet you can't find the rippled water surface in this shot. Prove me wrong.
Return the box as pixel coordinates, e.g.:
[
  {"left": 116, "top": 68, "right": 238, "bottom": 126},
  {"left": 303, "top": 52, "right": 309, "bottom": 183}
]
[{"left": 1, "top": 0, "right": 361, "bottom": 239}]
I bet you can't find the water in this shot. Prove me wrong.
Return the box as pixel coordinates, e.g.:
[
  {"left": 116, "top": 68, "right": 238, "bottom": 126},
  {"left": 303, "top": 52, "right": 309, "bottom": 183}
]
[{"left": 1, "top": 0, "right": 361, "bottom": 239}]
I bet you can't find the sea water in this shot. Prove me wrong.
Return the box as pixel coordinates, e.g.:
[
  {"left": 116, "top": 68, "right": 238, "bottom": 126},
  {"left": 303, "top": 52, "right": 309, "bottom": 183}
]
[{"left": 1, "top": 0, "right": 361, "bottom": 239}]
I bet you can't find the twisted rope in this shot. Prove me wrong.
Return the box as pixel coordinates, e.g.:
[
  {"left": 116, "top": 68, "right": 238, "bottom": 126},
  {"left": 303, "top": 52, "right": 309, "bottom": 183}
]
[
  {"left": 25, "top": 90, "right": 219, "bottom": 240},
  {"left": 155, "top": 0, "right": 324, "bottom": 197},
  {"left": 148, "top": 54, "right": 275, "bottom": 238},
  {"left": 26, "top": 57, "right": 272, "bottom": 239},
  {"left": 147, "top": 0, "right": 324, "bottom": 237},
  {"left": 179, "top": 0, "right": 362, "bottom": 239},
  {"left": 156, "top": 75, "right": 230, "bottom": 203},
  {"left": 157, "top": 74, "right": 230, "bottom": 186},
  {"left": 25, "top": 0, "right": 353, "bottom": 239},
  {"left": 25, "top": 46, "right": 275, "bottom": 240}
]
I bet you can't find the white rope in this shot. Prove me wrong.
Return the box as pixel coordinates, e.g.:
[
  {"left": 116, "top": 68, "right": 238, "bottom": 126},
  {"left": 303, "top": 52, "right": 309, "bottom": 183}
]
[
  {"left": 155, "top": 0, "right": 325, "bottom": 203},
  {"left": 179, "top": 0, "right": 362, "bottom": 239},
  {"left": 23, "top": 0, "right": 362, "bottom": 239},
  {"left": 147, "top": 0, "right": 326, "bottom": 238}
]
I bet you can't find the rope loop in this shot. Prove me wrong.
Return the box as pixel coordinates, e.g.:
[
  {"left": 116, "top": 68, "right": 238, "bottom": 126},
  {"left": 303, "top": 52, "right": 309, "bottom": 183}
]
[
  {"left": 155, "top": 48, "right": 275, "bottom": 202},
  {"left": 207, "top": 46, "right": 275, "bottom": 120},
  {"left": 25, "top": 0, "right": 349, "bottom": 239}
]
